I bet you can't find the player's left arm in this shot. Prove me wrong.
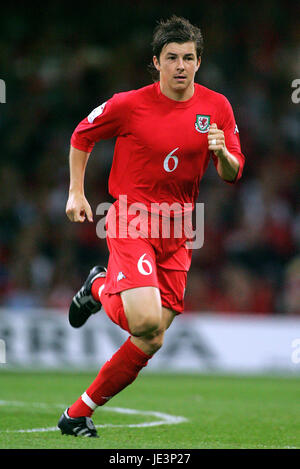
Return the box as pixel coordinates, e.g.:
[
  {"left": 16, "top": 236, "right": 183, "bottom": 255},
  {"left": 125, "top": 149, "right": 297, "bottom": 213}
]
[
  {"left": 208, "top": 123, "right": 240, "bottom": 182},
  {"left": 208, "top": 96, "right": 245, "bottom": 183}
]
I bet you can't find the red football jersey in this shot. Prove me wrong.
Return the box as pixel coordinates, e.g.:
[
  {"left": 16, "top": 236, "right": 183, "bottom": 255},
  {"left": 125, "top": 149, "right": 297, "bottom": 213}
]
[{"left": 71, "top": 82, "right": 245, "bottom": 215}]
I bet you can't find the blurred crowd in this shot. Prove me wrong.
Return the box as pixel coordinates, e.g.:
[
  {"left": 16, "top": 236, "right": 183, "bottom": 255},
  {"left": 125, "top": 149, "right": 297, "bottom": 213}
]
[{"left": 0, "top": 1, "right": 299, "bottom": 314}]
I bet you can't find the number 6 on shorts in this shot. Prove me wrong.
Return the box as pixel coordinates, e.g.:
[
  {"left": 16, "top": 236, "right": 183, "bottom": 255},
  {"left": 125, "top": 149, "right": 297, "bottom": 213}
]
[{"left": 137, "top": 253, "right": 153, "bottom": 276}]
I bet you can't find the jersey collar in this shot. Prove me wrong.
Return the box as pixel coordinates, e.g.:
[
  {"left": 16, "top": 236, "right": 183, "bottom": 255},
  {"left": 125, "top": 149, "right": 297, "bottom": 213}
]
[{"left": 154, "top": 81, "right": 198, "bottom": 108}]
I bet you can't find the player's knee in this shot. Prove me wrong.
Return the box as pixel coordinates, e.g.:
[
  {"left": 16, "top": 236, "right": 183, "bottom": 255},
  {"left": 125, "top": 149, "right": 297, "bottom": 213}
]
[
  {"left": 121, "top": 287, "right": 162, "bottom": 337},
  {"left": 131, "top": 309, "right": 162, "bottom": 336},
  {"left": 133, "top": 329, "right": 165, "bottom": 355},
  {"left": 145, "top": 330, "right": 165, "bottom": 354}
]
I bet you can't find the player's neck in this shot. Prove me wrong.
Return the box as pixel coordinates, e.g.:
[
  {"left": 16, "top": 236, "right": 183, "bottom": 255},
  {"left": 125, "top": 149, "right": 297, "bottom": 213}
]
[{"left": 159, "top": 81, "right": 195, "bottom": 102}]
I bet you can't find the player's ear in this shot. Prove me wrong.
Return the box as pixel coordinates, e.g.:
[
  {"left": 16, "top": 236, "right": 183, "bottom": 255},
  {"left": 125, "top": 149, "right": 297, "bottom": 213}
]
[
  {"left": 196, "top": 56, "right": 201, "bottom": 72},
  {"left": 153, "top": 56, "right": 160, "bottom": 72}
]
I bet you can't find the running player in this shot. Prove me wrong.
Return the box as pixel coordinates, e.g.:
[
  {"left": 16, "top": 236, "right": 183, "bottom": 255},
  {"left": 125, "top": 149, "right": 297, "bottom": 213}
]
[{"left": 58, "top": 15, "right": 245, "bottom": 437}]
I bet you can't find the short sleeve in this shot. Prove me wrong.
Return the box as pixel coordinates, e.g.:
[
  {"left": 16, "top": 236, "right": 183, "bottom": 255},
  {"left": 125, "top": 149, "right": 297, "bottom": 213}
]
[{"left": 70, "top": 91, "right": 132, "bottom": 152}]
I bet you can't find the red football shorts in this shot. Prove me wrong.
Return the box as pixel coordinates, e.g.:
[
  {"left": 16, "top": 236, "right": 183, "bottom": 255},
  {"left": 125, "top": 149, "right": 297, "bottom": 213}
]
[{"left": 101, "top": 200, "right": 193, "bottom": 329}]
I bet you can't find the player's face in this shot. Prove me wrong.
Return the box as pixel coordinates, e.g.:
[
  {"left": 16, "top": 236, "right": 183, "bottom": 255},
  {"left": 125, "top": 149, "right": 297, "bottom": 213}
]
[{"left": 153, "top": 42, "right": 200, "bottom": 100}]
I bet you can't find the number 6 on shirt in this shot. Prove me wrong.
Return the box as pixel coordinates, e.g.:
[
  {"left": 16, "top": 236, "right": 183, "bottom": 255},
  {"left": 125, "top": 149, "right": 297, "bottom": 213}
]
[{"left": 163, "top": 147, "right": 179, "bottom": 173}]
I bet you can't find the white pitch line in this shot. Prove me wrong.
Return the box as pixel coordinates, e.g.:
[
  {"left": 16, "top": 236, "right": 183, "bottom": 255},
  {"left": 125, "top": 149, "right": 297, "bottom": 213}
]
[{"left": 0, "top": 400, "right": 188, "bottom": 433}]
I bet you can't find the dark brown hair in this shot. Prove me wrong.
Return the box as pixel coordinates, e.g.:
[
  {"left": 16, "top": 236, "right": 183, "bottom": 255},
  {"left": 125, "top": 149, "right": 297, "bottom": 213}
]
[{"left": 149, "top": 15, "right": 204, "bottom": 80}]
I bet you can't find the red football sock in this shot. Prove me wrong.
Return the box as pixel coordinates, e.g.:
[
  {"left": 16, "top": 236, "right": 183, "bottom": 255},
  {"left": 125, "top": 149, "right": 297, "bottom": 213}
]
[
  {"left": 68, "top": 337, "right": 152, "bottom": 418},
  {"left": 91, "top": 276, "right": 106, "bottom": 302}
]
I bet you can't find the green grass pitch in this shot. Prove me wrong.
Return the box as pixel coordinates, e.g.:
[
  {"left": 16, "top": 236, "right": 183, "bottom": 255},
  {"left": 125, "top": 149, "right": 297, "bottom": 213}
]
[{"left": 0, "top": 371, "right": 299, "bottom": 449}]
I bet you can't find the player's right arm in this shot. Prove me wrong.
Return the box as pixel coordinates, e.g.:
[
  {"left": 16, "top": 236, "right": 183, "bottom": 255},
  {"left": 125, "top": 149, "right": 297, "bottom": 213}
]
[
  {"left": 65, "top": 146, "right": 93, "bottom": 223},
  {"left": 66, "top": 92, "right": 132, "bottom": 223}
]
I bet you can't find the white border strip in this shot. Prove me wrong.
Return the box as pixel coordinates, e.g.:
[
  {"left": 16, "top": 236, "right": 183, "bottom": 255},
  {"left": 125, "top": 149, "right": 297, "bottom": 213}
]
[{"left": 0, "top": 400, "right": 188, "bottom": 433}]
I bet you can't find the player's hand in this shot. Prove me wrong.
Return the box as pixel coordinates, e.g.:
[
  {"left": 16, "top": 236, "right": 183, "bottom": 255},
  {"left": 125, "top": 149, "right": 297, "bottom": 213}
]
[
  {"left": 208, "top": 123, "right": 227, "bottom": 159},
  {"left": 65, "top": 191, "right": 93, "bottom": 223}
]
